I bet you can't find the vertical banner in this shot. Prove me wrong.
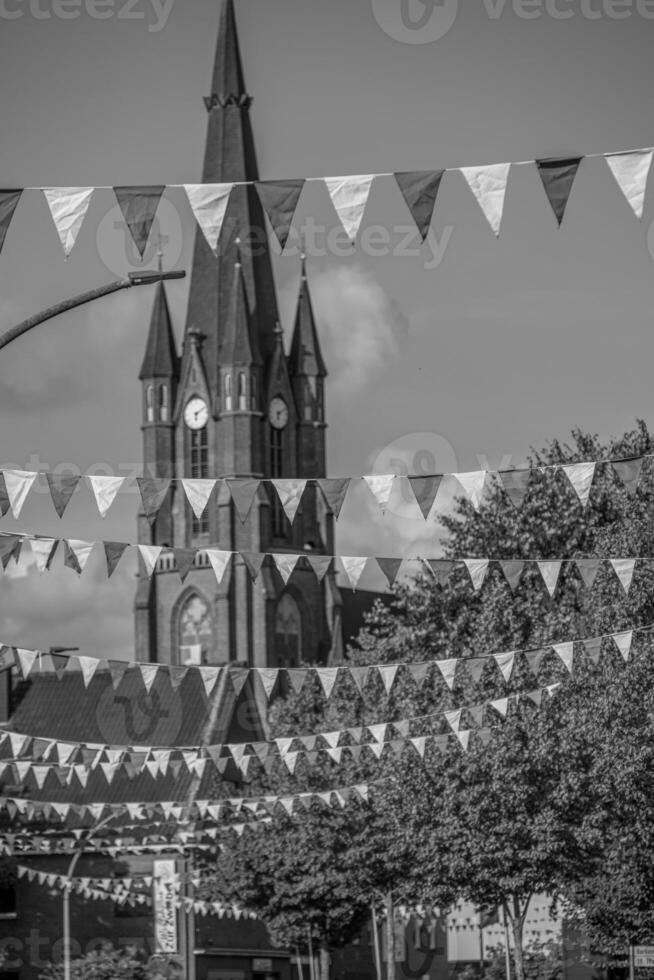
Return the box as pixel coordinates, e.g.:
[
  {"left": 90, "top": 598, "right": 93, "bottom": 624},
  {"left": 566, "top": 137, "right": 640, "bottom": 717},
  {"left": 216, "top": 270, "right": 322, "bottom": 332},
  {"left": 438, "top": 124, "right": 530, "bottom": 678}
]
[{"left": 153, "top": 859, "right": 179, "bottom": 954}]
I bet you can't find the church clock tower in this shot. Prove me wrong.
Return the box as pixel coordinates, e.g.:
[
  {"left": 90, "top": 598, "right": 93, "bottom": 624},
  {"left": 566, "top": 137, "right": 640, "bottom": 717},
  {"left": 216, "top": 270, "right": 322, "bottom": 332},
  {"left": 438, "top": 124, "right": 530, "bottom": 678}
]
[{"left": 134, "top": 0, "right": 341, "bottom": 670}]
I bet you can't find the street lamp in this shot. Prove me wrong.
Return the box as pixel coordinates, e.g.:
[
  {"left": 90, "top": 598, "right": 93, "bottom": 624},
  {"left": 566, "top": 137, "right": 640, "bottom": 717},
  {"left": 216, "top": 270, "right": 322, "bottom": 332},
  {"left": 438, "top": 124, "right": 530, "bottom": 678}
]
[{"left": 0, "top": 270, "right": 185, "bottom": 353}]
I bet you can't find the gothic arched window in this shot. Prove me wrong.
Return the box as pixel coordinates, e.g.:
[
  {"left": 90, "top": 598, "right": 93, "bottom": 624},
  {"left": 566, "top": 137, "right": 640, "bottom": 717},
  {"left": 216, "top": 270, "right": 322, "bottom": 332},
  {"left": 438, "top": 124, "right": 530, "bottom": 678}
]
[
  {"left": 146, "top": 384, "right": 154, "bottom": 423},
  {"left": 275, "top": 593, "right": 302, "bottom": 667},
  {"left": 224, "top": 373, "right": 233, "bottom": 412},
  {"left": 178, "top": 593, "right": 213, "bottom": 666},
  {"left": 159, "top": 384, "right": 169, "bottom": 422},
  {"left": 238, "top": 372, "right": 248, "bottom": 411}
]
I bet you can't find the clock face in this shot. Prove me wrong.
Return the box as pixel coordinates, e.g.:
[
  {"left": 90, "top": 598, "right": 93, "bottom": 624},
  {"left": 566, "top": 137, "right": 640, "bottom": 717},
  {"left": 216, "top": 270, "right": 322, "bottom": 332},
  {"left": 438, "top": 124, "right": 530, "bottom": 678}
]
[
  {"left": 184, "top": 397, "right": 209, "bottom": 430},
  {"left": 268, "top": 397, "right": 289, "bottom": 430}
]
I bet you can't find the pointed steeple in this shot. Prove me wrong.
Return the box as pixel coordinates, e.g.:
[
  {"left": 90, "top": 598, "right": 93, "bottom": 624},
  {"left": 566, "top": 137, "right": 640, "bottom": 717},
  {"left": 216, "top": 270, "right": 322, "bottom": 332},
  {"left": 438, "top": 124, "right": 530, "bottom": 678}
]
[
  {"left": 184, "top": 0, "right": 279, "bottom": 378},
  {"left": 222, "top": 245, "right": 261, "bottom": 366},
  {"left": 139, "top": 282, "right": 179, "bottom": 380},
  {"left": 267, "top": 321, "right": 293, "bottom": 401},
  {"left": 289, "top": 256, "right": 327, "bottom": 379}
]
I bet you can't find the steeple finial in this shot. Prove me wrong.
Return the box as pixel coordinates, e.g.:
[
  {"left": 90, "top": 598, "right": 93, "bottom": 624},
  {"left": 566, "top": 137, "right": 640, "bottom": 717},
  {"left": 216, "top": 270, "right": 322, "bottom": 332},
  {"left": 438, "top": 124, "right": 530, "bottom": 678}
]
[{"left": 205, "top": 0, "right": 251, "bottom": 109}]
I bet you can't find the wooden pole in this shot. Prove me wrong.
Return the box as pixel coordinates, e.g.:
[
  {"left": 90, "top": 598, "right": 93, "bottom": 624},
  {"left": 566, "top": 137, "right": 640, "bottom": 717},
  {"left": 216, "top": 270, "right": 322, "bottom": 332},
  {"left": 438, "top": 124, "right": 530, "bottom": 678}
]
[
  {"left": 502, "top": 904, "right": 511, "bottom": 980},
  {"left": 371, "top": 903, "right": 383, "bottom": 980}
]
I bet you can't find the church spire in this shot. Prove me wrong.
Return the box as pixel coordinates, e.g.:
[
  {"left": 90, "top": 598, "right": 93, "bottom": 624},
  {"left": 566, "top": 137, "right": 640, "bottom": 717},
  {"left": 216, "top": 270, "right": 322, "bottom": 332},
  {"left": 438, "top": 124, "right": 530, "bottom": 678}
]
[
  {"left": 206, "top": 0, "right": 249, "bottom": 107},
  {"left": 289, "top": 255, "right": 327, "bottom": 380},
  {"left": 222, "top": 244, "right": 262, "bottom": 367},
  {"left": 139, "top": 281, "right": 179, "bottom": 381}
]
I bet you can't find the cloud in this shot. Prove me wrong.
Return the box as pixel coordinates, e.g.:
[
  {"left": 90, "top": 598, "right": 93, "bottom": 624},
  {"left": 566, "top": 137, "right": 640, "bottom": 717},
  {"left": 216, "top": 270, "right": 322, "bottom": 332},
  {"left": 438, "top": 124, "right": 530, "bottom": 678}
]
[{"left": 311, "top": 264, "right": 408, "bottom": 396}]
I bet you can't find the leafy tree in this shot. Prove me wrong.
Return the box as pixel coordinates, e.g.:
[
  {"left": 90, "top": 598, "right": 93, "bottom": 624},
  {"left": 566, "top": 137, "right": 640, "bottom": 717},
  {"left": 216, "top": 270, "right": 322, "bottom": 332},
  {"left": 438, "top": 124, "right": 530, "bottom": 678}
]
[{"left": 39, "top": 941, "right": 148, "bottom": 980}]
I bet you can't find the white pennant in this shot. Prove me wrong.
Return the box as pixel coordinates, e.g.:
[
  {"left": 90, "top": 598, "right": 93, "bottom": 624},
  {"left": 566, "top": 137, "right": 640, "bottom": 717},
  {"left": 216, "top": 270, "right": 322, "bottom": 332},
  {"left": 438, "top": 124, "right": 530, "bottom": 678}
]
[
  {"left": 317, "top": 667, "right": 339, "bottom": 699},
  {"left": 444, "top": 708, "right": 463, "bottom": 733},
  {"left": 553, "top": 641, "right": 574, "bottom": 674},
  {"left": 455, "top": 471, "right": 487, "bottom": 511},
  {"left": 272, "top": 480, "right": 307, "bottom": 523},
  {"left": 493, "top": 651, "right": 515, "bottom": 683},
  {"left": 67, "top": 539, "right": 94, "bottom": 572},
  {"left": 340, "top": 556, "right": 368, "bottom": 590},
  {"left": 538, "top": 561, "right": 562, "bottom": 597},
  {"left": 183, "top": 184, "right": 234, "bottom": 254},
  {"left": 138, "top": 545, "right": 163, "bottom": 577},
  {"left": 16, "top": 649, "right": 38, "bottom": 680},
  {"left": 363, "top": 475, "right": 395, "bottom": 513},
  {"left": 272, "top": 554, "right": 300, "bottom": 586},
  {"left": 199, "top": 667, "right": 221, "bottom": 698},
  {"left": 204, "top": 549, "right": 232, "bottom": 585},
  {"left": 4, "top": 470, "right": 37, "bottom": 518},
  {"left": 464, "top": 559, "right": 489, "bottom": 593},
  {"left": 460, "top": 163, "right": 511, "bottom": 236},
  {"left": 324, "top": 175, "right": 376, "bottom": 241},
  {"left": 605, "top": 149, "right": 653, "bottom": 220},
  {"left": 456, "top": 730, "right": 471, "bottom": 751},
  {"left": 257, "top": 668, "right": 278, "bottom": 700},
  {"left": 378, "top": 663, "right": 399, "bottom": 695},
  {"left": 182, "top": 480, "right": 215, "bottom": 521},
  {"left": 436, "top": 658, "right": 457, "bottom": 690},
  {"left": 86, "top": 475, "right": 125, "bottom": 518},
  {"left": 490, "top": 697, "right": 509, "bottom": 717},
  {"left": 43, "top": 187, "right": 94, "bottom": 256},
  {"left": 30, "top": 538, "right": 57, "bottom": 574},
  {"left": 610, "top": 558, "right": 636, "bottom": 595},
  {"left": 139, "top": 664, "right": 159, "bottom": 694},
  {"left": 77, "top": 656, "right": 100, "bottom": 688},
  {"left": 612, "top": 630, "right": 633, "bottom": 662},
  {"left": 562, "top": 462, "right": 596, "bottom": 509}
]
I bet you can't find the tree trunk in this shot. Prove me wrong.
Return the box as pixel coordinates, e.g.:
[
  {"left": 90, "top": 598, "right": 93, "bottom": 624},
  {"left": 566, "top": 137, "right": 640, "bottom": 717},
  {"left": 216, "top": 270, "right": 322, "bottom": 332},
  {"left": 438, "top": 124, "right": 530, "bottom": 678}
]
[
  {"left": 509, "top": 897, "right": 528, "bottom": 980},
  {"left": 386, "top": 892, "right": 396, "bottom": 980},
  {"left": 319, "top": 946, "right": 330, "bottom": 980}
]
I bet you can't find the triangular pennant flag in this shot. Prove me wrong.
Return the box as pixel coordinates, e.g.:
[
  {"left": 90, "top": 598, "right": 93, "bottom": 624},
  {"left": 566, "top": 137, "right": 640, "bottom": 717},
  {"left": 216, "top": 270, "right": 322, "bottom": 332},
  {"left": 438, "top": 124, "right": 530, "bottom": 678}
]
[
  {"left": 182, "top": 480, "right": 215, "bottom": 521},
  {"left": 227, "top": 479, "right": 261, "bottom": 523},
  {"left": 113, "top": 185, "right": 165, "bottom": 258},
  {"left": 103, "top": 541, "right": 130, "bottom": 579},
  {"left": 87, "top": 475, "right": 125, "bottom": 518},
  {"left": 307, "top": 555, "right": 332, "bottom": 583},
  {"left": 498, "top": 468, "right": 532, "bottom": 509},
  {"left": 255, "top": 179, "right": 305, "bottom": 249},
  {"left": 199, "top": 667, "right": 221, "bottom": 699},
  {"left": 46, "top": 473, "right": 81, "bottom": 518},
  {"left": 378, "top": 664, "right": 399, "bottom": 695},
  {"left": 16, "top": 649, "right": 38, "bottom": 680},
  {"left": 0, "top": 190, "right": 22, "bottom": 254},
  {"left": 229, "top": 666, "right": 249, "bottom": 699},
  {"left": 436, "top": 658, "right": 457, "bottom": 691},
  {"left": 183, "top": 183, "right": 233, "bottom": 254},
  {"left": 317, "top": 667, "right": 339, "bottom": 699},
  {"left": 138, "top": 545, "right": 162, "bottom": 577},
  {"left": 408, "top": 475, "right": 442, "bottom": 520},
  {"left": 610, "top": 558, "right": 636, "bottom": 596},
  {"left": 317, "top": 479, "right": 350, "bottom": 519},
  {"left": 241, "top": 552, "right": 266, "bottom": 581},
  {"left": 535, "top": 157, "right": 582, "bottom": 225},
  {"left": 205, "top": 549, "right": 232, "bottom": 585},
  {"left": 348, "top": 666, "right": 369, "bottom": 694},
  {"left": 324, "top": 175, "right": 375, "bottom": 241},
  {"left": 77, "top": 656, "right": 100, "bottom": 688},
  {"left": 0, "top": 534, "right": 22, "bottom": 569},
  {"left": 0, "top": 473, "right": 9, "bottom": 518},
  {"left": 464, "top": 559, "right": 489, "bottom": 593},
  {"left": 257, "top": 668, "right": 278, "bottom": 701},
  {"left": 455, "top": 471, "right": 487, "bottom": 511},
  {"left": 500, "top": 561, "right": 524, "bottom": 593},
  {"left": 42, "top": 187, "right": 94, "bottom": 257},
  {"left": 425, "top": 559, "right": 454, "bottom": 587},
  {"left": 137, "top": 478, "right": 171, "bottom": 525},
  {"left": 456, "top": 730, "right": 471, "bottom": 752},
  {"left": 287, "top": 669, "right": 307, "bottom": 694},
  {"left": 272, "top": 480, "right": 307, "bottom": 523},
  {"left": 612, "top": 457, "right": 643, "bottom": 494},
  {"left": 394, "top": 171, "right": 445, "bottom": 241},
  {"left": 3, "top": 470, "right": 37, "bottom": 518},
  {"left": 612, "top": 630, "right": 633, "bottom": 662},
  {"left": 460, "top": 163, "right": 511, "bottom": 236},
  {"left": 139, "top": 664, "right": 159, "bottom": 694},
  {"left": 562, "top": 462, "right": 596, "bottom": 509},
  {"left": 272, "top": 554, "right": 299, "bottom": 586},
  {"left": 575, "top": 558, "right": 601, "bottom": 591},
  {"left": 493, "top": 651, "right": 515, "bottom": 684},
  {"left": 377, "top": 558, "right": 403, "bottom": 588},
  {"left": 444, "top": 708, "right": 463, "bottom": 733},
  {"left": 605, "top": 150, "right": 653, "bottom": 220},
  {"left": 466, "top": 658, "right": 486, "bottom": 684},
  {"left": 363, "top": 475, "right": 395, "bottom": 513},
  {"left": 490, "top": 698, "right": 509, "bottom": 718},
  {"left": 537, "top": 561, "right": 562, "bottom": 597},
  {"left": 340, "top": 556, "right": 368, "bottom": 591},
  {"left": 583, "top": 637, "right": 603, "bottom": 665},
  {"left": 553, "top": 641, "right": 574, "bottom": 674},
  {"left": 30, "top": 538, "right": 58, "bottom": 574},
  {"left": 64, "top": 539, "right": 94, "bottom": 575},
  {"left": 174, "top": 549, "right": 196, "bottom": 582}
]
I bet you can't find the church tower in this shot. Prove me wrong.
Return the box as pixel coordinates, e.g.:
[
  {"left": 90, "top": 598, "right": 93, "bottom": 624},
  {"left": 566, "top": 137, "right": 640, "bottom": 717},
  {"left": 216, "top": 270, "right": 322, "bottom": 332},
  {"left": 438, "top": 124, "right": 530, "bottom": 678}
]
[{"left": 134, "top": 0, "right": 341, "bottom": 670}]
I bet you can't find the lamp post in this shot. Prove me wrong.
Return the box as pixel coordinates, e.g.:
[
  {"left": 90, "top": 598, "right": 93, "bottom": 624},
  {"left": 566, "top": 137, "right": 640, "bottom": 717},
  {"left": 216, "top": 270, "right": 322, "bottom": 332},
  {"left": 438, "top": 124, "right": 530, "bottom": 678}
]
[{"left": 0, "top": 270, "right": 185, "bottom": 353}]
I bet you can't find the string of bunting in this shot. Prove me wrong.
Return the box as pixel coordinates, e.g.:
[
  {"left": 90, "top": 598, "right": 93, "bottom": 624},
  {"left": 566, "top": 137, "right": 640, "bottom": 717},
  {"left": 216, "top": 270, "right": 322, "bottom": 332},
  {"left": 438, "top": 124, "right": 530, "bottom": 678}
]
[
  {"left": 0, "top": 455, "right": 645, "bottom": 523},
  {"left": 0, "top": 147, "right": 652, "bottom": 259},
  {"left": 0, "top": 619, "right": 642, "bottom": 706}
]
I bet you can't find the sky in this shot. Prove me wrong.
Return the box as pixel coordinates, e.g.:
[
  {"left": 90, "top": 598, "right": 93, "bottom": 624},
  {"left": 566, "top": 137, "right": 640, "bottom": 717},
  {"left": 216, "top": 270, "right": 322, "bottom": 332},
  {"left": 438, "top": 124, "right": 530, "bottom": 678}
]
[{"left": 0, "top": 0, "right": 654, "bottom": 658}]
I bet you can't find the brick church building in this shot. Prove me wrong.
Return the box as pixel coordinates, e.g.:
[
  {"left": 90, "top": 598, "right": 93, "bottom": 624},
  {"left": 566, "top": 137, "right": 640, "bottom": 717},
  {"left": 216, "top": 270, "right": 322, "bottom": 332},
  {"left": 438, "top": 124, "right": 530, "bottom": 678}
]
[{"left": 134, "top": 0, "right": 345, "bottom": 675}]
